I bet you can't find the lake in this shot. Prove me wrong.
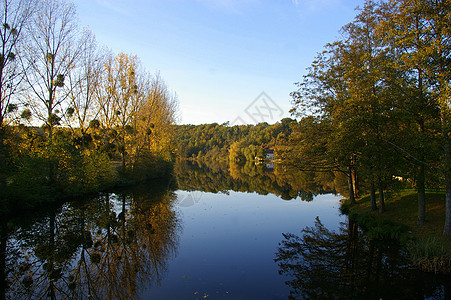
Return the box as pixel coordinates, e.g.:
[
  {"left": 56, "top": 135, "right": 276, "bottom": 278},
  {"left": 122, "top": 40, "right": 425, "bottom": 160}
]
[{"left": 1, "top": 161, "right": 450, "bottom": 299}]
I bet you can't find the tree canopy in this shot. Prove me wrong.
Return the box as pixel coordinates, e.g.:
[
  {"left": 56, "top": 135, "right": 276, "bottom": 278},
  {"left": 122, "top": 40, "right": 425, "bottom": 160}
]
[{"left": 290, "top": 0, "right": 450, "bottom": 235}]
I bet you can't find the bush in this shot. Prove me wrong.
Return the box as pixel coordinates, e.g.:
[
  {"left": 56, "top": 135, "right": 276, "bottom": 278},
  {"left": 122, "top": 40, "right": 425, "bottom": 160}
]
[
  {"left": 3, "top": 129, "right": 117, "bottom": 211},
  {"left": 130, "top": 152, "right": 173, "bottom": 182}
]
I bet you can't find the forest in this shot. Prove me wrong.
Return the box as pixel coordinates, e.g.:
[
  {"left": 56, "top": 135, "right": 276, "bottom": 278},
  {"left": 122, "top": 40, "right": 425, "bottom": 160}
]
[
  {"left": 0, "top": 0, "right": 178, "bottom": 212},
  {"left": 174, "top": 118, "right": 294, "bottom": 162}
]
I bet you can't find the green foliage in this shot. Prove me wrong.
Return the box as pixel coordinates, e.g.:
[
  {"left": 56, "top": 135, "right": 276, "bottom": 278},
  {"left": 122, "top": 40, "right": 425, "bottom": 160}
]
[
  {"left": 289, "top": 0, "right": 449, "bottom": 226},
  {"left": 130, "top": 152, "right": 174, "bottom": 182},
  {"left": 3, "top": 129, "right": 117, "bottom": 210},
  {"left": 174, "top": 119, "right": 296, "bottom": 162}
]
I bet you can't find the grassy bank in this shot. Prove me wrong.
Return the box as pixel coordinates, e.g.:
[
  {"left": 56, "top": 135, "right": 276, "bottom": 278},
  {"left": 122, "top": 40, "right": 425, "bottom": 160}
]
[{"left": 343, "top": 190, "right": 451, "bottom": 274}]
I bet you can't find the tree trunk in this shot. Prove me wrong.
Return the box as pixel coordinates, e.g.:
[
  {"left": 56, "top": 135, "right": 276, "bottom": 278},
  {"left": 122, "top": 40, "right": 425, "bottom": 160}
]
[
  {"left": 0, "top": 127, "right": 6, "bottom": 211},
  {"left": 417, "top": 163, "right": 426, "bottom": 225},
  {"left": 441, "top": 111, "right": 451, "bottom": 236},
  {"left": 378, "top": 179, "right": 385, "bottom": 213},
  {"left": 348, "top": 166, "right": 355, "bottom": 204},
  {"left": 47, "top": 85, "right": 55, "bottom": 185},
  {"left": 352, "top": 167, "right": 359, "bottom": 198},
  {"left": 370, "top": 180, "right": 377, "bottom": 211},
  {"left": 416, "top": 69, "right": 426, "bottom": 226},
  {"left": 444, "top": 173, "right": 451, "bottom": 236},
  {"left": 0, "top": 219, "right": 7, "bottom": 300},
  {"left": 121, "top": 150, "right": 126, "bottom": 173},
  {"left": 351, "top": 155, "right": 359, "bottom": 198}
]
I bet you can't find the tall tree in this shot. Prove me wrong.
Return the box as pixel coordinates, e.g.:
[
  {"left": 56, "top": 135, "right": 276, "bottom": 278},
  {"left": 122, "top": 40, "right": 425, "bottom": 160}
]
[
  {"left": 421, "top": 0, "right": 451, "bottom": 236},
  {"left": 132, "top": 74, "right": 178, "bottom": 163},
  {"left": 64, "top": 30, "right": 106, "bottom": 151},
  {"left": 0, "top": 0, "right": 36, "bottom": 208},
  {"left": 97, "top": 53, "right": 146, "bottom": 171},
  {"left": 338, "top": 0, "right": 402, "bottom": 212},
  {"left": 291, "top": 39, "right": 366, "bottom": 204},
  {"left": 0, "top": 0, "right": 36, "bottom": 135},
  {"left": 383, "top": 0, "right": 450, "bottom": 234},
  {"left": 22, "top": 0, "right": 82, "bottom": 139},
  {"left": 380, "top": 0, "right": 441, "bottom": 225}
]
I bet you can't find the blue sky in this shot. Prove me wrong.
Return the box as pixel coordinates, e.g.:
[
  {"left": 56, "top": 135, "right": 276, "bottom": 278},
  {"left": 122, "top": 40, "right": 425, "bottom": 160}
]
[{"left": 75, "top": 0, "right": 364, "bottom": 125}]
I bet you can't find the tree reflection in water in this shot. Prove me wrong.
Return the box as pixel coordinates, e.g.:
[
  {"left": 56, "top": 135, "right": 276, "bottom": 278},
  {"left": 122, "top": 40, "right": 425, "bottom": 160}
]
[
  {"left": 2, "top": 181, "right": 180, "bottom": 299},
  {"left": 275, "top": 217, "right": 451, "bottom": 299},
  {"left": 174, "top": 159, "right": 345, "bottom": 201}
]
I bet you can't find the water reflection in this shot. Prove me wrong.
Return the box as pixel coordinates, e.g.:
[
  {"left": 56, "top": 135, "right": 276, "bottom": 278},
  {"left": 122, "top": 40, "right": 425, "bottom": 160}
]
[
  {"left": 275, "top": 216, "right": 451, "bottom": 299},
  {"left": 3, "top": 162, "right": 450, "bottom": 299},
  {"left": 174, "top": 160, "right": 345, "bottom": 201},
  {"left": 2, "top": 181, "right": 180, "bottom": 299}
]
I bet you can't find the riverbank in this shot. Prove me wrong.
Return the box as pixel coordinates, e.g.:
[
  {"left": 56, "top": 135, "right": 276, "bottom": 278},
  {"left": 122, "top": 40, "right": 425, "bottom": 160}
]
[
  {"left": 343, "top": 190, "right": 451, "bottom": 274},
  {"left": 0, "top": 157, "right": 174, "bottom": 216}
]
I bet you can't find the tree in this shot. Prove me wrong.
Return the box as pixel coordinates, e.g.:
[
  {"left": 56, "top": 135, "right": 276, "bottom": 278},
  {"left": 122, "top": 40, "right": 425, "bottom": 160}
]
[
  {"left": 22, "top": 0, "right": 82, "bottom": 139},
  {"left": 0, "top": 0, "right": 37, "bottom": 210},
  {"left": 290, "top": 41, "right": 361, "bottom": 204},
  {"left": 382, "top": 0, "right": 451, "bottom": 234},
  {"left": 379, "top": 0, "right": 441, "bottom": 225},
  {"left": 0, "top": 0, "right": 36, "bottom": 135},
  {"left": 96, "top": 53, "right": 146, "bottom": 172},
  {"left": 291, "top": 0, "right": 432, "bottom": 214},
  {"left": 337, "top": 1, "right": 403, "bottom": 212},
  {"left": 64, "top": 30, "right": 106, "bottom": 152},
  {"left": 132, "top": 74, "right": 178, "bottom": 166},
  {"left": 419, "top": 0, "right": 451, "bottom": 236}
]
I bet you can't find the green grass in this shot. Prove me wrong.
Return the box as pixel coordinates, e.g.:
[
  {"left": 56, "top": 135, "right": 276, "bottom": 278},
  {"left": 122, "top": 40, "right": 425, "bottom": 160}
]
[{"left": 344, "top": 189, "right": 451, "bottom": 273}]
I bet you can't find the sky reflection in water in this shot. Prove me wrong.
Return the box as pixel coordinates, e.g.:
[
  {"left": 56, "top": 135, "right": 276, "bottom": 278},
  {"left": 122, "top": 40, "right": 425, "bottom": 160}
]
[
  {"left": 145, "top": 190, "right": 344, "bottom": 299},
  {"left": 4, "top": 162, "right": 450, "bottom": 299}
]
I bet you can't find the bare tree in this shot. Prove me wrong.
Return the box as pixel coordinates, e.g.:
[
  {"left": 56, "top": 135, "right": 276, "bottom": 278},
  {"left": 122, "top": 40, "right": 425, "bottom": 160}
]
[
  {"left": 63, "top": 30, "right": 107, "bottom": 151},
  {"left": 0, "top": 0, "right": 37, "bottom": 138},
  {"left": 22, "top": 0, "right": 82, "bottom": 139},
  {"left": 95, "top": 51, "right": 117, "bottom": 131}
]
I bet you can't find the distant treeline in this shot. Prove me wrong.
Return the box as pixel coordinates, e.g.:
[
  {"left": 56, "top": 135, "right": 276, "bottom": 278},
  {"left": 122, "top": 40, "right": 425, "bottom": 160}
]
[{"left": 174, "top": 118, "right": 295, "bottom": 163}]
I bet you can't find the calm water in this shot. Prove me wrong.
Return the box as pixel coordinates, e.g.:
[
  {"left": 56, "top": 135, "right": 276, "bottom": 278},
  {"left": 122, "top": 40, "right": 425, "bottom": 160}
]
[
  {"left": 146, "top": 191, "right": 343, "bottom": 299},
  {"left": 1, "top": 161, "right": 450, "bottom": 299}
]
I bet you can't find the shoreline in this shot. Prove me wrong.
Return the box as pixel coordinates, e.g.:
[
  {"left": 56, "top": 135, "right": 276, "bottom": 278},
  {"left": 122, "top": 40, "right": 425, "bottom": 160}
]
[{"left": 342, "top": 190, "right": 451, "bottom": 274}]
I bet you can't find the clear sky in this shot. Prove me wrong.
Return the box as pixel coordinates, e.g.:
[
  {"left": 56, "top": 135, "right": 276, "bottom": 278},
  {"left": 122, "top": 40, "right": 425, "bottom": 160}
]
[{"left": 74, "top": 0, "right": 364, "bottom": 125}]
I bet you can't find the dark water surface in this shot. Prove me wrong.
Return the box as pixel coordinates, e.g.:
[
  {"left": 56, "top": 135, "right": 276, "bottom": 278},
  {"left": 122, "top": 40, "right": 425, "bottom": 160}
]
[{"left": 1, "top": 162, "right": 450, "bottom": 299}]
